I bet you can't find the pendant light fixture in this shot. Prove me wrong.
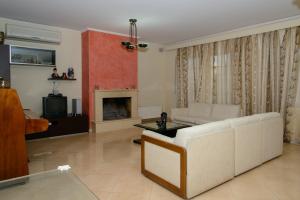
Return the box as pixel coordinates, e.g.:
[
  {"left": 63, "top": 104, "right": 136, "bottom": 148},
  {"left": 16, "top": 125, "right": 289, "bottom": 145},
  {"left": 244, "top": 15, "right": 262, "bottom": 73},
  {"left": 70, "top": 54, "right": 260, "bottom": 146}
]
[{"left": 121, "top": 19, "right": 147, "bottom": 50}]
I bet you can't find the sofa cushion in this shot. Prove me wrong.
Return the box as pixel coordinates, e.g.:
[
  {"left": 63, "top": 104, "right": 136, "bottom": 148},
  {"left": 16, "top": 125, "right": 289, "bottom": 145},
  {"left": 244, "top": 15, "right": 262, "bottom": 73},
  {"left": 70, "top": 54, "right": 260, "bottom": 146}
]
[
  {"left": 171, "top": 108, "right": 189, "bottom": 120},
  {"left": 186, "top": 127, "right": 234, "bottom": 198},
  {"left": 188, "top": 103, "right": 212, "bottom": 118},
  {"left": 173, "top": 116, "right": 198, "bottom": 124},
  {"left": 227, "top": 115, "right": 262, "bottom": 175},
  {"left": 255, "top": 112, "right": 283, "bottom": 162},
  {"left": 174, "top": 120, "right": 231, "bottom": 148},
  {"left": 211, "top": 104, "right": 240, "bottom": 120},
  {"left": 226, "top": 115, "right": 261, "bottom": 127},
  {"left": 255, "top": 112, "right": 280, "bottom": 120},
  {"left": 194, "top": 117, "right": 213, "bottom": 125}
]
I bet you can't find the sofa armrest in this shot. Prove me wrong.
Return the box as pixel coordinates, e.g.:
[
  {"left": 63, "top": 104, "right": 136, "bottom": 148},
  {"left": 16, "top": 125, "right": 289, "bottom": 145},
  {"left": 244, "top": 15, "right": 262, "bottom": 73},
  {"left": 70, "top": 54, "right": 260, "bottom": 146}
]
[
  {"left": 143, "top": 130, "right": 175, "bottom": 144},
  {"left": 171, "top": 108, "right": 189, "bottom": 120},
  {"left": 141, "top": 135, "right": 187, "bottom": 199}
]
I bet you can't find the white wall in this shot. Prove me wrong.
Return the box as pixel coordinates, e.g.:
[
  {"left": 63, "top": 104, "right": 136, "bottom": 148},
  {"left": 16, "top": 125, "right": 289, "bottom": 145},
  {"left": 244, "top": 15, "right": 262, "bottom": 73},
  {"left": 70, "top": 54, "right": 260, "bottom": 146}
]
[
  {"left": 137, "top": 43, "right": 179, "bottom": 116},
  {"left": 0, "top": 17, "right": 170, "bottom": 117},
  {"left": 162, "top": 50, "right": 177, "bottom": 114},
  {"left": 138, "top": 43, "right": 165, "bottom": 108},
  {"left": 166, "top": 16, "right": 300, "bottom": 50},
  {"left": 0, "top": 17, "right": 82, "bottom": 115}
]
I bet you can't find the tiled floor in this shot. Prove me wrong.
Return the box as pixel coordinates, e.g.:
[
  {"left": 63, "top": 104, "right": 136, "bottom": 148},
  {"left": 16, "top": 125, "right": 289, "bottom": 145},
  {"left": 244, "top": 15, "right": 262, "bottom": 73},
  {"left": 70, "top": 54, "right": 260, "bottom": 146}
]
[{"left": 27, "top": 128, "right": 300, "bottom": 200}]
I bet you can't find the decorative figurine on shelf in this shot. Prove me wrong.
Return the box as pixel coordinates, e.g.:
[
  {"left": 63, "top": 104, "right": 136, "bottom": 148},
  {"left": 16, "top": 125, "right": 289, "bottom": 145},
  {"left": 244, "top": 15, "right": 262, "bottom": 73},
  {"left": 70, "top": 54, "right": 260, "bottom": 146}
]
[
  {"left": 61, "top": 72, "right": 68, "bottom": 80},
  {"left": 51, "top": 81, "right": 60, "bottom": 95},
  {"left": 0, "top": 77, "right": 10, "bottom": 88},
  {"left": 51, "top": 67, "right": 59, "bottom": 79},
  {"left": 67, "top": 67, "right": 74, "bottom": 79},
  {"left": 156, "top": 112, "right": 168, "bottom": 129},
  {"left": 0, "top": 32, "right": 4, "bottom": 45}
]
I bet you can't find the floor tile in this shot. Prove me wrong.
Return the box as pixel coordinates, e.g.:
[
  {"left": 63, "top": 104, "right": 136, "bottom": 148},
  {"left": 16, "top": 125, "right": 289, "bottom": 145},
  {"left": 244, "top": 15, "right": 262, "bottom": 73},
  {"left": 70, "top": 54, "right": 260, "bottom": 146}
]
[{"left": 27, "top": 129, "right": 300, "bottom": 200}]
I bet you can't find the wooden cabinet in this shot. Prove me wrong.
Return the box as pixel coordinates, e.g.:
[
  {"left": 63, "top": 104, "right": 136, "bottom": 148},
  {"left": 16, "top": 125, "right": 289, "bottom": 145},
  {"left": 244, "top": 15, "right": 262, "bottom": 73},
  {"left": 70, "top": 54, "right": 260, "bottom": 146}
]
[{"left": 26, "top": 114, "right": 89, "bottom": 140}]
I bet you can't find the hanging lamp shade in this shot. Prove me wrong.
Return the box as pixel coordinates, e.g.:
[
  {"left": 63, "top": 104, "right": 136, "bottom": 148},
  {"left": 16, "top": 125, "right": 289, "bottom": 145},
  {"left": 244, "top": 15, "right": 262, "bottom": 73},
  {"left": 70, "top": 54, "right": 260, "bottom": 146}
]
[{"left": 121, "top": 19, "right": 147, "bottom": 51}]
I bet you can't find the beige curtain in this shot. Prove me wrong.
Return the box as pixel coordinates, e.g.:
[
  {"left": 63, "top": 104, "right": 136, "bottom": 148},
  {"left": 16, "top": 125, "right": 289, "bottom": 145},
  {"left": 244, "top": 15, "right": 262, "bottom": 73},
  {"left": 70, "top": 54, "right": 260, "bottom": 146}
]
[
  {"left": 193, "top": 43, "right": 214, "bottom": 104},
  {"left": 214, "top": 40, "right": 232, "bottom": 104},
  {"left": 175, "top": 26, "right": 300, "bottom": 142},
  {"left": 175, "top": 48, "right": 188, "bottom": 107}
]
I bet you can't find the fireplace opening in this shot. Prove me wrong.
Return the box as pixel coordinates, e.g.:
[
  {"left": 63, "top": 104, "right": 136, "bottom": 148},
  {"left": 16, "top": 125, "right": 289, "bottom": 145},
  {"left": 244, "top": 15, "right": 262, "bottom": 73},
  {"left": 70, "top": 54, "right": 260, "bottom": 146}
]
[{"left": 103, "top": 97, "right": 131, "bottom": 121}]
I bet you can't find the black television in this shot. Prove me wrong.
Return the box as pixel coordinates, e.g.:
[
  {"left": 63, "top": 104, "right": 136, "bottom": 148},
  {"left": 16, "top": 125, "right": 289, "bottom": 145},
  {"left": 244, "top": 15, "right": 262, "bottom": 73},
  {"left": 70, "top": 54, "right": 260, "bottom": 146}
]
[{"left": 42, "top": 96, "right": 67, "bottom": 119}]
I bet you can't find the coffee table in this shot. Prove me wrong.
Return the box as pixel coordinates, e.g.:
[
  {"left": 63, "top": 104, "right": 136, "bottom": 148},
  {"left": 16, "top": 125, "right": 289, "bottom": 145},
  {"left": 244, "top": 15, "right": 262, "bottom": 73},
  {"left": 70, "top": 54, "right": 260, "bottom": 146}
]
[
  {"left": 0, "top": 168, "right": 99, "bottom": 200},
  {"left": 133, "top": 122, "right": 190, "bottom": 144}
]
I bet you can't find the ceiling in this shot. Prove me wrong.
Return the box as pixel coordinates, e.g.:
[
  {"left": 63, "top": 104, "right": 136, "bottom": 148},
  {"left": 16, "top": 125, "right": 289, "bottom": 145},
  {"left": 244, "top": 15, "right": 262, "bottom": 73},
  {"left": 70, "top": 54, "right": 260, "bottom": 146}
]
[{"left": 0, "top": 0, "right": 300, "bottom": 44}]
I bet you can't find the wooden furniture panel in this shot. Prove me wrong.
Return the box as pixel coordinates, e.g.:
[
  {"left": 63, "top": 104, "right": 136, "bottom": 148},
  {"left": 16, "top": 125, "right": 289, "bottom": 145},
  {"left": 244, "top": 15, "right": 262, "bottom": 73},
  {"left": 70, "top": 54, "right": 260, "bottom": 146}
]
[
  {"left": 141, "top": 135, "right": 187, "bottom": 199},
  {"left": 0, "top": 89, "right": 28, "bottom": 180},
  {"left": 25, "top": 118, "right": 49, "bottom": 134},
  {"left": 26, "top": 115, "right": 88, "bottom": 140},
  {"left": 0, "top": 89, "right": 48, "bottom": 181}
]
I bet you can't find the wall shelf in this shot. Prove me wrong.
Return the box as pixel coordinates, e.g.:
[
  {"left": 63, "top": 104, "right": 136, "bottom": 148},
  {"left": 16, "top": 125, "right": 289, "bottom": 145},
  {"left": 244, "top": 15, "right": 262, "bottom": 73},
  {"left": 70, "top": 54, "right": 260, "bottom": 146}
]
[{"left": 48, "top": 78, "right": 76, "bottom": 81}]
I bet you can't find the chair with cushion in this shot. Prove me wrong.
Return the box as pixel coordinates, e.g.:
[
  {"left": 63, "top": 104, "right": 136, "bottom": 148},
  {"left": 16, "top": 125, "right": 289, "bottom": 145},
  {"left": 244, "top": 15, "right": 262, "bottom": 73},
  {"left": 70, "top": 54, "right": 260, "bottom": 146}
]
[{"left": 0, "top": 88, "right": 48, "bottom": 181}]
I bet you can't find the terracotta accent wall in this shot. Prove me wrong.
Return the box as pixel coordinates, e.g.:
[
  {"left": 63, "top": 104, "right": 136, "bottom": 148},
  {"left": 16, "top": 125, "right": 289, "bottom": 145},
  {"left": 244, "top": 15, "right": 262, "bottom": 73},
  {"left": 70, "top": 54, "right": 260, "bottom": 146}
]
[
  {"left": 82, "top": 31, "right": 90, "bottom": 120},
  {"left": 82, "top": 30, "right": 138, "bottom": 125}
]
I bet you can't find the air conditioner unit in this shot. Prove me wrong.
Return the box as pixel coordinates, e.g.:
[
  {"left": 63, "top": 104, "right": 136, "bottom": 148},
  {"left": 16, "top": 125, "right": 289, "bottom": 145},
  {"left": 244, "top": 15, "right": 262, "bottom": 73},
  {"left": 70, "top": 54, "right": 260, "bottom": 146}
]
[{"left": 5, "top": 24, "right": 61, "bottom": 44}]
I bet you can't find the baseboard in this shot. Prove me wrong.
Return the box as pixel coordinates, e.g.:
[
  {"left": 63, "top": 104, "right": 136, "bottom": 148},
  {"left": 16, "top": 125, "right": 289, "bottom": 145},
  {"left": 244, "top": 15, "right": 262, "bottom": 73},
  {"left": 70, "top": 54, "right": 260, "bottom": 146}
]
[{"left": 93, "top": 118, "right": 141, "bottom": 133}]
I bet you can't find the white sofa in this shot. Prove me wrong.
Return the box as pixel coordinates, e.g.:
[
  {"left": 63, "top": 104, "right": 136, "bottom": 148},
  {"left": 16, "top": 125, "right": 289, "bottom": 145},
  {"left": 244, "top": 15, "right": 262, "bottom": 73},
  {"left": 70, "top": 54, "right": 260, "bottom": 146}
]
[
  {"left": 171, "top": 103, "right": 241, "bottom": 125},
  {"left": 141, "top": 112, "right": 283, "bottom": 199},
  {"left": 256, "top": 112, "right": 284, "bottom": 162},
  {"left": 226, "top": 115, "right": 263, "bottom": 175}
]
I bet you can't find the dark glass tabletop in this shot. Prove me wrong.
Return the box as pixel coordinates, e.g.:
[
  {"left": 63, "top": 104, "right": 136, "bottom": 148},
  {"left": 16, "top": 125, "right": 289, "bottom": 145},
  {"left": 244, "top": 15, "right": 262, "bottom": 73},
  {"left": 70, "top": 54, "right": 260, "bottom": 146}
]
[{"left": 134, "top": 122, "right": 190, "bottom": 138}]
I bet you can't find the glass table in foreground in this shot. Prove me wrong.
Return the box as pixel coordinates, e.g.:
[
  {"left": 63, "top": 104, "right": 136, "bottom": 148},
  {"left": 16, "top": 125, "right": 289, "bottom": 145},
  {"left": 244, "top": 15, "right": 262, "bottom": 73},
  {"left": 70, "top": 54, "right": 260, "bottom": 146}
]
[
  {"left": 133, "top": 122, "right": 190, "bottom": 144},
  {"left": 0, "top": 167, "right": 99, "bottom": 200}
]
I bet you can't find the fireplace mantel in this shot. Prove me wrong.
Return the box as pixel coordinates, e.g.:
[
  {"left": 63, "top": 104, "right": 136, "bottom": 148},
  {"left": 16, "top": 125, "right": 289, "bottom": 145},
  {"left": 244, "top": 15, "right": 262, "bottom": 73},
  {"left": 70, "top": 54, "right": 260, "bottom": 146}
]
[{"left": 93, "top": 89, "right": 141, "bottom": 133}]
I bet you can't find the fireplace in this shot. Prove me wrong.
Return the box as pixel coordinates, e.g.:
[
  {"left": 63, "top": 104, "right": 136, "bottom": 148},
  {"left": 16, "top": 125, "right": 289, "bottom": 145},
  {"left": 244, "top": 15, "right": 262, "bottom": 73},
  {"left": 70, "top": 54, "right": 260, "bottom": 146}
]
[
  {"left": 93, "top": 89, "right": 141, "bottom": 133},
  {"left": 103, "top": 97, "right": 131, "bottom": 121}
]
